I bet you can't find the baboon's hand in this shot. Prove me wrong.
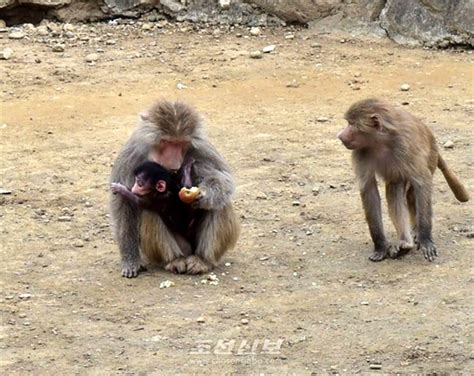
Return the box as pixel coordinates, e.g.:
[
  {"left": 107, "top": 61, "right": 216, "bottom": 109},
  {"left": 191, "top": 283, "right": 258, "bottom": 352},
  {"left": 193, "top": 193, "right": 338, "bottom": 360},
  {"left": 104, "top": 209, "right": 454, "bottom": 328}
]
[
  {"left": 185, "top": 255, "right": 211, "bottom": 274},
  {"left": 121, "top": 259, "right": 141, "bottom": 278},
  {"left": 369, "top": 244, "right": 392, "bottom": 262},
  {"left": 191, "top": 189, "right": 210, "bottom": 209},
  {"left": 389, "top": 240, "right": 414, "bottom": 259},
  {"left": 111, "top": 182, "right": 127, "bottom": 194},
  {"left": 165, "top": 257, "right": 187, "bottom": 274},
  {"left": 418, "top": 240, "right": 437, "bottom": 262}
]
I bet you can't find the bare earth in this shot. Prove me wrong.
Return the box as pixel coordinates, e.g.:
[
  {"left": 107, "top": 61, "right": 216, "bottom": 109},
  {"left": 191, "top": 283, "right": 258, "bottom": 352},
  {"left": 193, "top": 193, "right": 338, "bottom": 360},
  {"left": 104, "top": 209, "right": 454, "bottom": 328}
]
[{"left": 1, "top": 24, "right": 473, "bottom": 375}]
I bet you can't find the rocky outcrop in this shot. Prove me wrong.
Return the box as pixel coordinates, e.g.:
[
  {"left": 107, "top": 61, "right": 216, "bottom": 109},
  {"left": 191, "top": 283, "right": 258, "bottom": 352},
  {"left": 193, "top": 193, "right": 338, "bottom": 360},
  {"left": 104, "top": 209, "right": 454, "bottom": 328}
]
[
  {"left": 246, "top": 0, "right": 342, "bottom": 24},
  {"left": 0, "top": 0, "right": 472, "bottom": 47},
  {"left": 380, "top": 0, "right": 473, "bottom": 47},
  {"left": 342, "top": 0, "right": 386, "bottom": 22}
]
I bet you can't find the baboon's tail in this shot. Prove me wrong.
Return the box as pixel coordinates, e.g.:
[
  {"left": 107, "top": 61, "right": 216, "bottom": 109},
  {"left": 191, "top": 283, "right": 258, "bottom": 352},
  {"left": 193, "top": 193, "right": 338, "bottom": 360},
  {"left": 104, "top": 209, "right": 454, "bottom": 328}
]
[{"left": 438, "top": 155, "right": 470, "bottom": 202}]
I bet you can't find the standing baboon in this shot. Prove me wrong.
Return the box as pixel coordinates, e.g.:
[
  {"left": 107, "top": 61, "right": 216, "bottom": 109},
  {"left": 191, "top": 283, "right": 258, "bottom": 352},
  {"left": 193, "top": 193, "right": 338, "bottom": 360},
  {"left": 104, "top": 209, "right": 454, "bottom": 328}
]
[
  {"left": 337, "top": 98, "right": 469, "bottom": 262},
  {"left": 110, "top": 100, "right": 240, "bottom": 277}
]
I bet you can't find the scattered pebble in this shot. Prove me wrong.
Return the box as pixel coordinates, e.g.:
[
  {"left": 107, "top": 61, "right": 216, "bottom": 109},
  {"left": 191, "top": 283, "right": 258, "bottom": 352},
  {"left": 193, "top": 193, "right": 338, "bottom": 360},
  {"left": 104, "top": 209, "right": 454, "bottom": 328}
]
[
  {"left": 218, "top": 0, "right": 231, "bottom": 10},
  {"left": 292, "top": 200, "right": 301, "bottom": 206},
  {"left": 176, "top": 82, "right": 187, "bottom": 90},
  {"left": 369, "top": 364, "right": 382, "bottom": 370},
  {"left": 241, "top": 318, "right": 249, "bottom": 325},
  {"left": 201, "top": 273, "right": 219, "bottom": 285},
  {"left": 36, "top": 26, "right": 49, "bottom": 36},
  {"left": 73, "top": 241, "right": 84, "bottom": 248},
  {"left": 224, "top": 262, "right": 231, "bottom": 267},
  {"left": 52, "top": 44, "right": 65, "bottom": 53},
  {"left": 286, "top": 79, "right": 299, "bottom": 88},
  {"left": 262, "top": 45, "right": 276, "bottom": 53},
  {"left": 19, "top": 293, "right": 32, "bottom": 300},
  {"left": 0, "top": 188, "right": 12, "bottom": 195},
  {"left": 443, "top": 140, "right": 454, "bottom": 149},
  {"left": 196, "top": 317, "right": 205, "bottom": 323},
  {"left": 159, "top": 280, "right": 175, "bottom": 289},
  {"left": 63, "top": 23, "right": 75, "bottom": 32},
  {"left": 311, "top": 42, "right": 322, "bottom": 48},
  {"left": 8, "top": 31, "right": 25, "bottom": 40},
  {"left": 285, "top": 34, "right": 295, "bottom": 40},
  {"left": 250, "top": 51, "right": 263, "bottom": 59},
  {"left": 400, "top": 84, "right": 410, "bottom": 91},
  {"left": 157, "top": 20, "right": 168, "bottom": 28},
  {"left": 360, "top": 301, "right": 369, "bottom": 306},
  {"left": 1, "top": 48, "right": 13, "bottom": 60},
  {"left": 255, "top": 192, "right": 268, "bottom": 200},
  {"left": 58, "top": 216, "right": 72, "bottom": 222},
  {"left": 249, "top": 27, "right": 261, "bottom": 36},
  {"left": 85, "top": 53, "right": 100, "bottom": 63},
  {"left": 317, "top": 116, "right": 329, "bottom": 123}
]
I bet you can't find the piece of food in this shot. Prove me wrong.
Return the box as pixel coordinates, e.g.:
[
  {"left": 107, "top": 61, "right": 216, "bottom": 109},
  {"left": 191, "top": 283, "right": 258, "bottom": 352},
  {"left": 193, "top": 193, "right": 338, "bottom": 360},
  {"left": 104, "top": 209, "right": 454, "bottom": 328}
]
[{"left": 179, "top": 186, "right": 200, "bottom": 204}]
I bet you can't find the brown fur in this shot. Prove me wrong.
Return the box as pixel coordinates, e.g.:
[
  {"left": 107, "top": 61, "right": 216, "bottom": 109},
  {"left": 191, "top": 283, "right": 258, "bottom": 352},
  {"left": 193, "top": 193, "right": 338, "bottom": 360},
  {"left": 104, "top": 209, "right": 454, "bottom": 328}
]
[
  {"left": 110, "top": 100, "right": 240, "bottom": 277},
  {"left": 338, "top": 98, "right": 469, "bottom": 262}
]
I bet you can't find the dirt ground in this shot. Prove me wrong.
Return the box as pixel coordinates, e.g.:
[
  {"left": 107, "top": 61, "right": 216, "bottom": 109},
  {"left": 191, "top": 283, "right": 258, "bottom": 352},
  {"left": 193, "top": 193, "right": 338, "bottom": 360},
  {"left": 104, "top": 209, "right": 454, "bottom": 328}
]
[{"left": 1, "top": 22, "right": 473, "bottom": 375}]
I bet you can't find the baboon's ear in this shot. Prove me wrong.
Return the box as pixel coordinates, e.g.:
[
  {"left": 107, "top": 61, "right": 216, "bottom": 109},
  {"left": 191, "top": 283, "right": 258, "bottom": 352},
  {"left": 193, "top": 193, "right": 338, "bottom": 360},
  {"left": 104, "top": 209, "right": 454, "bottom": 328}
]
[
  {"left": 156, "top": 180, "right": 167, "bottom": 193},
  {"left": 139, "top": 111, "right": 150, "bottom": 121},
  {"left": 370, "top": 114, "right": 382, "bottom": 129}
]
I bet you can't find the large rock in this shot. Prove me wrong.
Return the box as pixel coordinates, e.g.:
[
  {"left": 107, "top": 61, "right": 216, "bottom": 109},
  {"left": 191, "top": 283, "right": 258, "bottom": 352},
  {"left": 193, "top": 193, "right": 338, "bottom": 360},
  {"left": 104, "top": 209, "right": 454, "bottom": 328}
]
[
  {"left": 0, "top": 0, "right": 16, "bottom": 7},
  {"left": 247, "top": 0, "right": 342, "bottom": 23},
  {"left": 0, "top": 0, "right": 472, "bottom": 48},
  {"left": 342, "top": 0, "right": 385, "bottom": 22},
  {"left": 20, "top": 0, "right": 72, "bottom": 5},
  {"left": 50, "top": 0, "right": 105, "bottom": 22},
  {"left": 0, "top": 0, "right": 71, "bottom": 6},
  {"left": 101, "top": 0, "right": 157, "bottom": 16},
  {"left": 380, "top": 0, "right": 474, "bottom": 47}
]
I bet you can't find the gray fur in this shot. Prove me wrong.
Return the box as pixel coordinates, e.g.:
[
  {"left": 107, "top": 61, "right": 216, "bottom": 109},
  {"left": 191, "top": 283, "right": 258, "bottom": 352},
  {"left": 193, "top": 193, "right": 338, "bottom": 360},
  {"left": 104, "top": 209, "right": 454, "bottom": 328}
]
[{"left": 109, "top": 100, "right": 239, "bottom": 277}]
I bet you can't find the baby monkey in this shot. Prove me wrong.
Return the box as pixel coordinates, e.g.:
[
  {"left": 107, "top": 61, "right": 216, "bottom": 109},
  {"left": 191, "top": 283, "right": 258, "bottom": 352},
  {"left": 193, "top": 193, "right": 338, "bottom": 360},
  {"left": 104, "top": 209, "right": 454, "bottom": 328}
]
[
  {"left": 111, "top": 161, "right": 202, "bottom": 256},
  {"left": 111, "top": 161, "right": 179, "bottom": 210}
]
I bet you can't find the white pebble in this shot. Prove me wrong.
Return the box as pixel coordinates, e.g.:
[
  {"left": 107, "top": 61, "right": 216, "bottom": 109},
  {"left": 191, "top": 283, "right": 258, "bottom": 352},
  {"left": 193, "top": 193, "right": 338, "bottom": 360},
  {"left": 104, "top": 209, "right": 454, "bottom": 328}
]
[
  {"left": 249, "top": 27, "right": 261, "bottom": 36},
  {"left": 85, "top": 53, "right": 99, "bottom": 63},
  {"left": 159, "top": 280, "right": 175, "bottom": 289},
  {"left": 262, "top": 45, "right": 276, "bottom": 53},
  {"left": 443, "top": 140, "right": 454, "bottom": 149},
  {"left": 400, "top": 84, "right": 410, "bottom": 91},
  {"left": 0, "top": 48, "right": 13, "bottom": 60}
]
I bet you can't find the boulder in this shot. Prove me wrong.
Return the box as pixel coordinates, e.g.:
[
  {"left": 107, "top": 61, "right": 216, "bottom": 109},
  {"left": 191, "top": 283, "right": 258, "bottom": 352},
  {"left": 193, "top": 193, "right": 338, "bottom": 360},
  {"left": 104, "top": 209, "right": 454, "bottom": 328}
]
[
  {"left": 247, "top": 0, "right": 342, "bottom": 23},
  {"left": 380, "top": 0, "right": 474, "bottom": 47},
  {"left": 50, "top": 0, "right": 105, "bottom": 22},
  {"left": 342, "top": 0, "right": 385, "bottom": 22},
  {"left": 101, "top": 0, "right": 157, "bottom": 16}
]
